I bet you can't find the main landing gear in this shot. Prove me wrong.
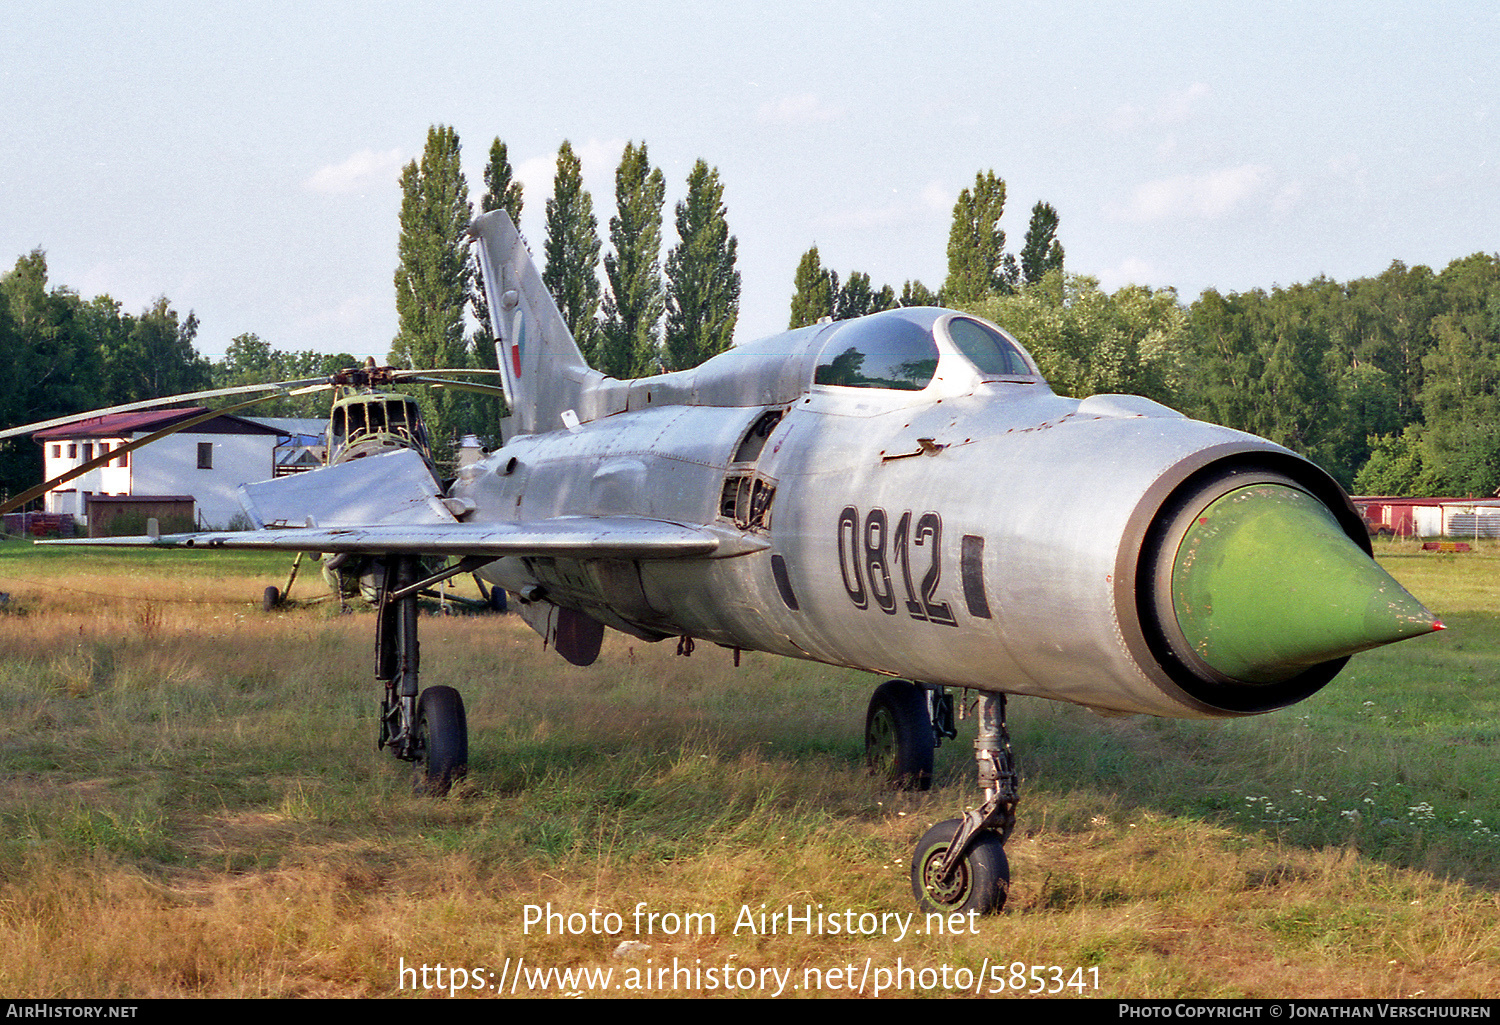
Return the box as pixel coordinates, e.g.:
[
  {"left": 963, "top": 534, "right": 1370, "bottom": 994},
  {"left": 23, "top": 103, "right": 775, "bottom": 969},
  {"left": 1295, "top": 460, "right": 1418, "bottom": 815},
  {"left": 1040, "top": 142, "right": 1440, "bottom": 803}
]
[
  {"left": 374, "top": 555, "right": 471, "bottom": 794},
  {"left": 864, "top": 682, "right": 1018, "bottom": 915},
  {"left": 865, "top": 679, "right": 955, "bottom": 791}
]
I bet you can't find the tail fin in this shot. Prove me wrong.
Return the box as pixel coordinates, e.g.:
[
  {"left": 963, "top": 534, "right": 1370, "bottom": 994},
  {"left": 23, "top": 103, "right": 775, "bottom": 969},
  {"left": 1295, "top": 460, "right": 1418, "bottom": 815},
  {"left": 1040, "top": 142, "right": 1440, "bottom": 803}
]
[{"left": 469, "top": 211, "right": 609, "bottom": 436}]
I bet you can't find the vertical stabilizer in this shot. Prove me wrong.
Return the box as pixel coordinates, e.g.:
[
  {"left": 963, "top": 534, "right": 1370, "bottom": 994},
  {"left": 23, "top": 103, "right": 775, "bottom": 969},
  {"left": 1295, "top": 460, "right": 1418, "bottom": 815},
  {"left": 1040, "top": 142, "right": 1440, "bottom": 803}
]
[{"left": 469, "top": 211, "right": 608, "bottom": 436}]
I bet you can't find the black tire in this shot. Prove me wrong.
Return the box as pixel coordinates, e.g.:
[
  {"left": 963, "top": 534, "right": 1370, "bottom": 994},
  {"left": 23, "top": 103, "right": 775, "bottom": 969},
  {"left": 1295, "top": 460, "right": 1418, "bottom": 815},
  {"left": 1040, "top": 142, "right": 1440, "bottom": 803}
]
[
  {"left": 865, "top": 679, "right": 934, "bottom": 791},
  {"left": 262, "top": 585, "right": 280, "bottom": 612},
  {"left": 487, "top": 586, "right": 507, "bottom": 614},
  {"left": 413, "top": 686, "right": 468, "bottom": 796},
  {"left": 910, "top": 818, "right": 1009, "bottom": 915}
]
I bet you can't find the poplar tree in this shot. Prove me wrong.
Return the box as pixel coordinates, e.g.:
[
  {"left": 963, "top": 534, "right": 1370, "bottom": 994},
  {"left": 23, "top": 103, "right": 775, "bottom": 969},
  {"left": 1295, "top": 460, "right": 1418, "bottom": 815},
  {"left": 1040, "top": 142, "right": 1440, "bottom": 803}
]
[
  {"left": 391, "top": 124, "right": 472, "bottom": 459},
  {"left": 600, "top": 141, "right": 665, "bottom": 379},
  {"left": 944, "top": 170, "right": 1015, "bottom": 304},
  {"left": 788, "top": 246, "right": 835, "bottom": 328},
  {"left": 664, "top": 160, "right": 740, "bottom": 371},
  {"left": 1020, "top": 201, "right": 1065, "bottom": 287},
  {"left": 543, "top": 140, "right": 602, "bottom": 364},
  {"left": 471, "top": 137, "right": 524, "bottom": 354},
  {"left": 899, "top": 280, "right": 941, "bottom": 307}
]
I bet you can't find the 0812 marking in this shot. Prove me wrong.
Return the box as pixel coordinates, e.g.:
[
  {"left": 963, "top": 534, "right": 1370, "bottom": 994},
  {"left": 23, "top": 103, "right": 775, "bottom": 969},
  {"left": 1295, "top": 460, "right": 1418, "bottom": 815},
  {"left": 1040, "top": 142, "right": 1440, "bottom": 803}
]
[{"left": 837, "top": 505, "right": 958, "bottom": 627}]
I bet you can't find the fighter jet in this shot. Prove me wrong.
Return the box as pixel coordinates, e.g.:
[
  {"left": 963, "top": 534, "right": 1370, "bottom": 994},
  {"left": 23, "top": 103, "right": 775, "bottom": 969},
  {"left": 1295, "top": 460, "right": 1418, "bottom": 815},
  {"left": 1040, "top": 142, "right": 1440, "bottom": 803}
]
[{"left": 9, "top": 211, "right": 1442, "bottom": 915}]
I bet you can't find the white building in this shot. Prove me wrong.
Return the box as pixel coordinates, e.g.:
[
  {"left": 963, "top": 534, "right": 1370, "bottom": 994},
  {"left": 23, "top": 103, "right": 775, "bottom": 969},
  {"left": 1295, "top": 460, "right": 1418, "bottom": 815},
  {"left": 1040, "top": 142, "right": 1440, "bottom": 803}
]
[{"left": 34, "top": 409, "right": 286, "bottom": 529}]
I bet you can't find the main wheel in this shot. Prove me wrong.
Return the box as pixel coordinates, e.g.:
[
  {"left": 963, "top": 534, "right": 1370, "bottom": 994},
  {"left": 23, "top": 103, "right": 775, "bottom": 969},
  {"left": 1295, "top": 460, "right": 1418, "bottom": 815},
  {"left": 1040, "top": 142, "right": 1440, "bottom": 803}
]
[
  {"left": 865, "top": 680, "right": 934, "bottom": 791},
  {"left": 262, "top": 585, "right": 280, "bottom": 612},
  {"left": 910, "top": 818, "right": 1009, "bottom": 915},
  {"left": 413, "top": 686, "right": 468, "bottom": 796}
]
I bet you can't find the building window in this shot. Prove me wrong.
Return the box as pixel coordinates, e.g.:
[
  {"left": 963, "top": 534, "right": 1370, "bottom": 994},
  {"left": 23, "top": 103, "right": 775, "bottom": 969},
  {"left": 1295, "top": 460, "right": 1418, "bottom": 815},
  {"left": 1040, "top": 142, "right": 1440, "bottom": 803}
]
[
  {"left": 82, "top": 443, "right": 94, "bottom": 462},
  {"left": 197, "top": 442, "right": 213, "bottom": 469},
  {"left": 67, "top": 443, "right": 77, "bottom": 459},
  {"left": 51, "top": 445, "right": 61, "bottom": 459}
]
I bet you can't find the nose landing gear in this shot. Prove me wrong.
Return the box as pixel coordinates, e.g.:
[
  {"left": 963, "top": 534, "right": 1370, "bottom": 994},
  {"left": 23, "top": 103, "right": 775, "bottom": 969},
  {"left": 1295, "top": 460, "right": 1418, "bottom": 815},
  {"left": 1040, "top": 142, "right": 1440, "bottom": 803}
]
[
  {"left": 866, "top": 681, "right": 1017, "bottom": 915},
  {"left": 909, "top": 691, "right": 1017, "bottom": 915}
]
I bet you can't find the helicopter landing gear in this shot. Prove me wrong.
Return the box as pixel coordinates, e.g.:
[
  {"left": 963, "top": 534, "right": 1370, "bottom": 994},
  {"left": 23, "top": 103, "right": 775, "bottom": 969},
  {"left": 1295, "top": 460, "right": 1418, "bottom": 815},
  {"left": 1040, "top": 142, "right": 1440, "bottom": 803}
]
[
  {"left": 374, "top": 555, "right": 469, "bottom": 795},
  {"left": 261, "top": 552, "right": 305, "bottom": 612},
  {"left": 910, "top": 692, "right": 1018, "bottom": 915}
]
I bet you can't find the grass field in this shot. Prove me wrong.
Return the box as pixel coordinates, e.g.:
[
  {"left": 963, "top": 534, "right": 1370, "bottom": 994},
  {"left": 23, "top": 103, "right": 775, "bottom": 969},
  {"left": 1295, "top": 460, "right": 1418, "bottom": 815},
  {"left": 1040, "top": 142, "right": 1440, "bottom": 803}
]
[{"left": 0, "top": 536, "right": 1496, "bottom": 998}]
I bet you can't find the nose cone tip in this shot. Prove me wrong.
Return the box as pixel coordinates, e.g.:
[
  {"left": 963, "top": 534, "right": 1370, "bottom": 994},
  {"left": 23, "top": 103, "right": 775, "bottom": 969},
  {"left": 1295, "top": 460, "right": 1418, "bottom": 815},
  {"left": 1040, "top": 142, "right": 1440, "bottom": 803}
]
[{"left": 1171, "top": 483, "right": 1441, "bottom": 685}]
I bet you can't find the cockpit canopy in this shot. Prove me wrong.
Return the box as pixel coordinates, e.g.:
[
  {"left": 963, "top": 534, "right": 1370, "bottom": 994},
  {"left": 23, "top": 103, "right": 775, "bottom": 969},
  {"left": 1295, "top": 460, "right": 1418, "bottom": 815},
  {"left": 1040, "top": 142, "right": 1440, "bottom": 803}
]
[
  {"left": 812, "top": 308, "right": 1036, "bottom": 392},
  {"left": 617, "top": 306, "right": 1044, "bottom": 415}
]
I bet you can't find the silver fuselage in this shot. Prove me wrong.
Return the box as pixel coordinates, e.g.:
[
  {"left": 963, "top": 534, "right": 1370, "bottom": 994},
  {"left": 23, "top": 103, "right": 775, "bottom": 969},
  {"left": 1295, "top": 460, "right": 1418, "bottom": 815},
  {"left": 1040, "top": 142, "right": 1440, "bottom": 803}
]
[{"left": 455, "top": 310, "right": 1345, "bottom": 720}]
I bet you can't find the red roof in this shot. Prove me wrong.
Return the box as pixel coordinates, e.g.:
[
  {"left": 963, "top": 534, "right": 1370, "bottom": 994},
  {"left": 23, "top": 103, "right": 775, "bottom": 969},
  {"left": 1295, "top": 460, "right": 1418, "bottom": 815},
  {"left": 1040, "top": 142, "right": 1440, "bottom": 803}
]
[{"left": 32, "top": 409, "right": 283, "bottom": 440}]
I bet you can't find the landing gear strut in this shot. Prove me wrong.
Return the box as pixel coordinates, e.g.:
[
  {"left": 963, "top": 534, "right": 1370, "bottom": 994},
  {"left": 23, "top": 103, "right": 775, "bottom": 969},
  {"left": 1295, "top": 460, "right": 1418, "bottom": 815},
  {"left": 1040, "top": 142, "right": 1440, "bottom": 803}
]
[
  {"left": 375, "top": 555, "right": 469, "bottom": 794},
  {"left": 910, "top": 692, "right": 1018, "bottom": 915}
]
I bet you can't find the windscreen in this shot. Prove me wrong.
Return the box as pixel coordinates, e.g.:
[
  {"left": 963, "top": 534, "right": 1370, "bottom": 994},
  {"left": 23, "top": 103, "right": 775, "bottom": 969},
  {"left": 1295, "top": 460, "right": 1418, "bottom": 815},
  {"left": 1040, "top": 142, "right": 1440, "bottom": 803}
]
[{"left": 945, "top": 317, "right": 1034, "bottom": 376}]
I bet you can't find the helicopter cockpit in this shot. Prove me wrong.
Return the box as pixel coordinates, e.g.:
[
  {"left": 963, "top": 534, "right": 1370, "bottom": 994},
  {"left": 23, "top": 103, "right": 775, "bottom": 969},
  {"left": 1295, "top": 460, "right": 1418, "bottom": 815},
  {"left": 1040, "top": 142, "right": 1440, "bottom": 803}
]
[{"left": 328, "top": 392, "right": 434, "bottom": 466}]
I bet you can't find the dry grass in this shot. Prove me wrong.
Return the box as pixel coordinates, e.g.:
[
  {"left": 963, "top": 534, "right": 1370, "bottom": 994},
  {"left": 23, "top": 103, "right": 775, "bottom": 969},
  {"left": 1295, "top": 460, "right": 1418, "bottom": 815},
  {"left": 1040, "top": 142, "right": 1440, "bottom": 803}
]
[{"left": 0, "top": 539, "right": 1496, "bottom": 998}]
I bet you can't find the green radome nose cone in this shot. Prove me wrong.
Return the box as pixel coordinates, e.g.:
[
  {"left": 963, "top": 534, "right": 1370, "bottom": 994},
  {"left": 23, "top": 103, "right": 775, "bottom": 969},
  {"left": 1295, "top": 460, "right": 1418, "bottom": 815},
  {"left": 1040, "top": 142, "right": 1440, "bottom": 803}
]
[{"left": 1172, "top": 484, "right": 1442, "bottom": 684}]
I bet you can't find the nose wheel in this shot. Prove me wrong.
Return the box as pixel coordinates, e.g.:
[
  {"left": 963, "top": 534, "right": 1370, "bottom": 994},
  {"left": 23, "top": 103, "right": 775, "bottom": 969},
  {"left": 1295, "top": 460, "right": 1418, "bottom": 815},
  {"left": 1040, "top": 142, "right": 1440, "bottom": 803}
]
[
  {"left": 907, "top": 691, "right": 1018, "bottom": 916},
  {"left": 911, "top": 819, "right": 1009, "bottom": 915}
]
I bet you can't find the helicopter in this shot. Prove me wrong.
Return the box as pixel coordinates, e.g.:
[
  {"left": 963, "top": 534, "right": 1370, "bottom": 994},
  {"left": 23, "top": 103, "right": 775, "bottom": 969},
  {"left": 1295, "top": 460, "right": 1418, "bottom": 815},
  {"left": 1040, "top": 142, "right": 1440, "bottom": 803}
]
[
  {"left": 1, "top": 210, "right": 1442, "bottom": 915},
  {"left": 1, "top": 360, "right": 508, "bottom": 613},
  {"left": 251, "top": 361, "right": 508, "bottom": 614}
]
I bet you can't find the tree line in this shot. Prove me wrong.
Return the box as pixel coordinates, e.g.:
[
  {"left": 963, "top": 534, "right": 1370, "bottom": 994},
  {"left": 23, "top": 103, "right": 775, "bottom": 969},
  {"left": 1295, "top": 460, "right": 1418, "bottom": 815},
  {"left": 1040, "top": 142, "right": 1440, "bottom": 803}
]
[{"left": 975, "top": 250, "right": 1500, "bottom": 496}]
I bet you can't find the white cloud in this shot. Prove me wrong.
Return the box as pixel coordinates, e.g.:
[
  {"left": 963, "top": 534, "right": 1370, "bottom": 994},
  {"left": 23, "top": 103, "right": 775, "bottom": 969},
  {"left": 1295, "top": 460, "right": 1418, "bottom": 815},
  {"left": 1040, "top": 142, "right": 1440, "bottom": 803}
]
[
  {"left": 1096, "top": 258, "right": 1161, "bottom": 292},
  {"left": 1157, "top": 82, "right": 1211, "bottom": 124},
  {"left": 303, "top": 149, "right": 407, "bottom": 195},
  {"left": 296, "top": 294, "right": 382, "bottom": 334},
  {"left": 513, "top": 152, "right": 559, "bottom": 214},
  {"left": 1271, "top": 182, "right": 1304, "bottom": 215},
  {"left": 1112, "top": 82, "right": 1211, "bottom": 131},
  {"left": 1109, "top": 165, "right": 1270, "bottom": 222},
  {"left": 756, "top": 93, "right": 843, "bottom": 126}
]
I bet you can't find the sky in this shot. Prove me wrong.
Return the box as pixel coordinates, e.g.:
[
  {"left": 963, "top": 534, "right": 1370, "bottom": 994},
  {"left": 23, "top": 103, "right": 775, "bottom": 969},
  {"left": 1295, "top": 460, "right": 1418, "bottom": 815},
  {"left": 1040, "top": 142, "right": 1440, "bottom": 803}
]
[{"left": 3, "top": 1, "right": 1498, "bottom": 362}]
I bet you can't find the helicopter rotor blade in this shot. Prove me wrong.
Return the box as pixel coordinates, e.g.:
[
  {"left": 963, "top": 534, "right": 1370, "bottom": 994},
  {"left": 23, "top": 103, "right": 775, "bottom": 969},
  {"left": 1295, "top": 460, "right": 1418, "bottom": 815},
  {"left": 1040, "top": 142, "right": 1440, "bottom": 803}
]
[
  {"left": 387, "top": 368, "right": 504, "bottom": 378},
  {"left": 0, "top": 378, "right": 332, "bottom": 444},
  {"left": 402, "top": 376, "right": 508, "bottom": 397}
]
